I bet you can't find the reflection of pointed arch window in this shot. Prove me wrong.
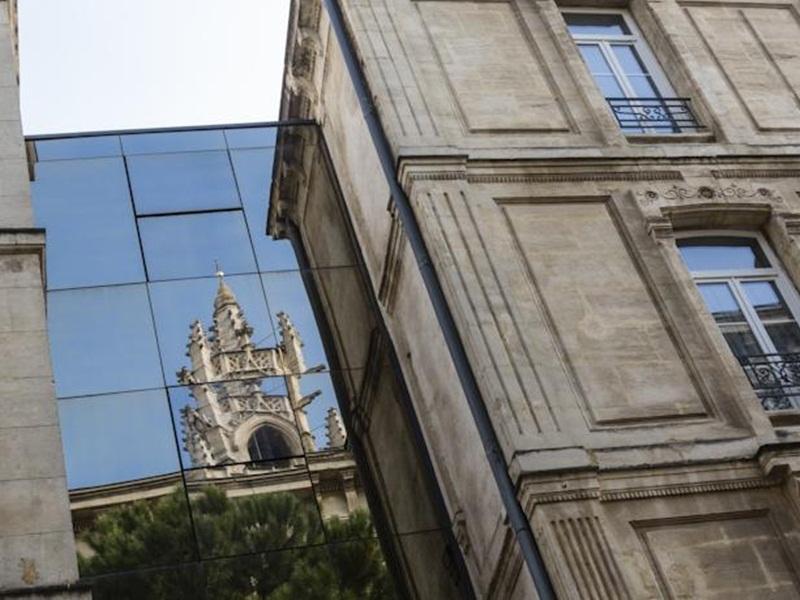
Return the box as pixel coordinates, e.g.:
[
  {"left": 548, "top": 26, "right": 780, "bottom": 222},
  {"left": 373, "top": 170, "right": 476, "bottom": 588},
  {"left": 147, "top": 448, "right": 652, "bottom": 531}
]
[
  {"left": 247, "top": 426, "right": 293, "bottom": 462},
  {"left": 677, "top": 233, "right": 800, "bottom": 410}
]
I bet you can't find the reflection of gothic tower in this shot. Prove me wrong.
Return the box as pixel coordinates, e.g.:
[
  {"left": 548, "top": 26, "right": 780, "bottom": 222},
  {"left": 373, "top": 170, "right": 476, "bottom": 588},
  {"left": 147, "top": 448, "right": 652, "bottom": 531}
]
[{"left": 178, "top": 271, "right": 344, "bottom": 469}]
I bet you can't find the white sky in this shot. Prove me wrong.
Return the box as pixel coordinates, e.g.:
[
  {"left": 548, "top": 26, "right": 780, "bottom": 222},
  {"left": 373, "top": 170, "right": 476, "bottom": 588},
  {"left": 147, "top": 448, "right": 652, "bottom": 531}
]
[{"left": 18, "top": 0, "right": 290, "bottom": 136}]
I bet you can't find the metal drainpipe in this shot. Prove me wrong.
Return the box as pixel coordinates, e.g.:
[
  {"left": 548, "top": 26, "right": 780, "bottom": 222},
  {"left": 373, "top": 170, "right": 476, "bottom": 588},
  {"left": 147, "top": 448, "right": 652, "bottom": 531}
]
[{"left": 319, "top": 0, "right": 558, "bottom": 597}]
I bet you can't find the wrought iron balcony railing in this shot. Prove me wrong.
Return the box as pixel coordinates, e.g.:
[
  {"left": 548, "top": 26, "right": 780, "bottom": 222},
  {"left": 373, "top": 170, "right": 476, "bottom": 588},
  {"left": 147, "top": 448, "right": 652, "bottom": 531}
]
[
  {"left": 737, "top": 353, "right": 800, "bottom": 411},
  {"left": 606, "top": 97, "right": 703, "bottom": 134}
]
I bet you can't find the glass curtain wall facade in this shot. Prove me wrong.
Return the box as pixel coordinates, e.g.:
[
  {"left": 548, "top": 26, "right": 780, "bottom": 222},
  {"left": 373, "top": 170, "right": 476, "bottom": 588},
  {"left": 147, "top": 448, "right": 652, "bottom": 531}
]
[{"left": 28, "top": 125, "right": 410, "bottom": 599}]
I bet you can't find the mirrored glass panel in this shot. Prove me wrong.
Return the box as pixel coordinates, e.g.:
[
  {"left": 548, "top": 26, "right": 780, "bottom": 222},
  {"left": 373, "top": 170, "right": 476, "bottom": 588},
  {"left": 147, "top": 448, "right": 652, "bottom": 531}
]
[
  {"left": 167, "top": 377, "right": 304, "bottom": 471},
  {"left": 47, "top": 285, "right": 163, "bottom": 397},
  {"left": 564, "top": 13, "right": 630, "bottom": 35},
  {"left": 32, "top": 158, "right": 144, "bottom": 288},
  {"left": 128, "top": 151, "right": 239, "bottom": 215},
  {"left": 224, "top": 127, "right": 277, "bottom": 149},
  {"left": 149, "top": 275, "right": 274, "bottom": 386},
  {"left": 138, "top": 211, "right": 257, "bottom": 281},
  {"left": 185, "top": 459, "right": 324, "bottom": 559},
  {"left": 230, "top": 148, "right": 299, "bottom": 272},
  {"left": 59, "top": 389, "right": 180, "bottom": 489},
  {"left": 35, "top": 136, "right": 121, "bottom": 160},
  {"left": 121, "top": 130, "right": 226, "bottom": 154},
  {"left": 81, "top": 562, "right": 205, "bottom": 600}
]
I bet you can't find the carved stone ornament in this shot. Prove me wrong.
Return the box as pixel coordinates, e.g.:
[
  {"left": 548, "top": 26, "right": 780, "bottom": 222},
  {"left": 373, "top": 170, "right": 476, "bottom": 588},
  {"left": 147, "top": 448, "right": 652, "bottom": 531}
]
[{"left": 637, "top": 184, "right": 780, "bottom": 206}]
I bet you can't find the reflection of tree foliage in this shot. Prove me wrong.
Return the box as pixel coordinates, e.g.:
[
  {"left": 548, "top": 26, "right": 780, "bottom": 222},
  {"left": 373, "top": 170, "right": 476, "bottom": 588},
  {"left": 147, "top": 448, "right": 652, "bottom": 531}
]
[{"left": 79, "top": 487, "right": 397, "bottom": 599}]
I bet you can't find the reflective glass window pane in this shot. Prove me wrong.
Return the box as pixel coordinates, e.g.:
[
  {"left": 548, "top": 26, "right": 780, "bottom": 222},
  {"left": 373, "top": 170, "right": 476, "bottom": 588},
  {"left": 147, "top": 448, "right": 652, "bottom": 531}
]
[
  {"left": 35, "top": 136, "right": 121, "bottom": 160},
  {"left": 327, "top": 538, "right": 400, "bottom": 599},
  {"left": 168, "top": 377, "right": 303, "bottom": 470},
  {"left": 627, "top": 75, "right": 660, "bottom": 98},
  {"left": 84, "top": 562, "right": 205, "bottom": 599},
  {"left": 578, "top": 44, "right": 614, "bottom": 75},
  {"left": 611, "top": 44, "right": 649, "bottom": 76},
  {"left": 678, "top": 237, "right": 770, "bottom": 271},
  {"left": 765, "top": 322, "right": 800, "bottom": 354},
  {"left": 741, "top": 281, "right": 793, "bottom": 321},
  {"left": 138, "top": 211, "right": 257, "bottom": 281},
  {"left": 224, "top": 127, "right": 277, "bottom": 149},
  {"left": 720, "top": 324, "right": 763, "bottom": 359},
  {"left": 32, "top": 158, "right": 144, "bottom": 288},
  {"left": 697, "top": 282, "right": 746, "bottom": 323},
  {"left": 59, "top": 389, "right": 179, "bottom": 488},
  {"left": 297, "top": 371, "right": 340, "bottom": 452},
  {"left": 185, "top": 460, "right": 324, "bottom": 559},
  {"left": 128, "top": 151, "right": 239, "bottom": 214},
  {"left": 47, "top": 285, "right": 163, "bottom": 397},
  {"left": 149, "top": 275, "right": 274, "bottom": 385},
  {"left": 121, "top": 130, "right": 226, "bottom": 154},
  {"left": 230, "top": 148, "right": 298, "bottom": 271},
  {"left": 75, "top": 483, "right": 196, "bottom": 577},
  {"left": 565, "top": 13, "right": 630, "bottom": 35},
  {"left": 261, "top": 271, "right": 330, "bottom": 372}
]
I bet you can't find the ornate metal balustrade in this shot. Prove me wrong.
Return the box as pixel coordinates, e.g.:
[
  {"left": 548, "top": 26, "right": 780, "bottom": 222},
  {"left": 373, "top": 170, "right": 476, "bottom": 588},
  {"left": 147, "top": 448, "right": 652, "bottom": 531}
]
[
  {"left": 738, "top": 353, "right": 800, "bottom": 411},
  {"left": 606, "top": 97, "right": 703, "bottom": 133}
]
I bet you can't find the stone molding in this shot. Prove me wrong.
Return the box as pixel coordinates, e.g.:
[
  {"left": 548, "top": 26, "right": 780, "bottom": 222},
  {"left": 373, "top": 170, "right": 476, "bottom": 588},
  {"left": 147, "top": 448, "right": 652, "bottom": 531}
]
[
  {"left": 403, "top": 169, "right": 684, "bottom": 184},
  {"left": 711, "top": 169, "right": 800, "bottom": 179}
]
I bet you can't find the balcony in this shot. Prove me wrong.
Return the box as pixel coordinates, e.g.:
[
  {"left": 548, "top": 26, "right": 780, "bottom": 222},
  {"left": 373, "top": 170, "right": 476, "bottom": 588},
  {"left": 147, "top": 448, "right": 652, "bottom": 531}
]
[
  {"left": 738, "top": 353, "right": 800, "bottom": 411},
  {"left": 606, "top": 97, "right": 703, "bottom": 134}
]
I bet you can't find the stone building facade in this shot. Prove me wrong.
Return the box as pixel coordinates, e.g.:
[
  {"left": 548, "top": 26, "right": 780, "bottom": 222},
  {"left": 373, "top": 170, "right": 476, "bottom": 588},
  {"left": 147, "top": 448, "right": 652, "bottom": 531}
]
[
  {"left": 272, "top": 0, "right": 800, "bottom": 597},
  {"left": 0, "top": 1, "right": 88, "bottom": 598}
]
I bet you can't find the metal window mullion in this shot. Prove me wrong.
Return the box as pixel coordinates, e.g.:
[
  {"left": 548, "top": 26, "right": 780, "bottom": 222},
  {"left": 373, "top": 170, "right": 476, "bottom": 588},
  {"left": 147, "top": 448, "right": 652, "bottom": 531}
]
[{"left": 730, "top": 278, "right": 777, "bottom": 354}]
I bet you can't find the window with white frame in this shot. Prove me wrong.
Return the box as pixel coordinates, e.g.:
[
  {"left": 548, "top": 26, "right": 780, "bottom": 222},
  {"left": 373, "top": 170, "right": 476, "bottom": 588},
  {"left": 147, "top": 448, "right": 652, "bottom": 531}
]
[
  {"left": 677, "top": 233, "right": 800, "bottom": 410},
  {"left": 563, "top": 9, "right": 701, "bottom": 133}
]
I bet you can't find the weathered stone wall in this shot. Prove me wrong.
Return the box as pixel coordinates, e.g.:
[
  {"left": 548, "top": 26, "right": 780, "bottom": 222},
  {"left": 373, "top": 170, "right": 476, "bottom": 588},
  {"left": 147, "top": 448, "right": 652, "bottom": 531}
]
[
  {"left": 278, "top": 0, "right": 800, "bottom": 597},
  {"left": 0, "top": 2, "right": 87, "bottom": 597}
]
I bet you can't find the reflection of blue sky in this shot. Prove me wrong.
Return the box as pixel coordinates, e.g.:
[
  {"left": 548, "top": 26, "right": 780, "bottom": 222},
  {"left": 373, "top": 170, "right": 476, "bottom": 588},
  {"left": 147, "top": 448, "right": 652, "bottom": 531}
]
[
  {"left": 139, "top": 211, "right": 257, "bottom": 280},
  {"left": 128, "top": 150, "right": 240, "bottom": 214},
  {"left": 121, "top": 130, "right": 227, "bottom": 154},
  {"left": 230, "top": 147, "right": 298, "bottom": 272},
  {"left": 32, "top": 157, "right": 144, "bottom": 289},
  {"left": 149, "top": 274, "right": 275, "bottom": 385},
  {"left": 47, "top": 284, "right": 163, "bottom": 398},
  {"left": 33, "top": 128, "right": 358, "bottom": 493},
  {"left": 261, "top": 271, "right": 328, "bottom": 371},
  {"left": 35, "top": 136, "right": 121, "bottom": 160},
  {"left": 59, "top": 389, "right": 180, "bottom": 489}
]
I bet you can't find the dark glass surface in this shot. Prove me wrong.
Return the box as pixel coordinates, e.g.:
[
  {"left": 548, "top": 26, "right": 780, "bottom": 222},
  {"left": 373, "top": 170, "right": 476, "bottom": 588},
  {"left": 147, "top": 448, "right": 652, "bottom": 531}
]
[
  {"left": 565, "top": 13, "right": 631, "bottom": 35},
  {"left": 32, "top": 157, "right": 144, "bottom": 288},
  {"left": 47, "top": 284, "right": 163, "bottom": 397},
  {"left": 121, "top": 130, "right": 227, "bottom": 154},
  {"left": 678, "top": 237, "right": 770, "bottom": 271},
  {"left": 185, "top": 459, "right": 324, "bottom": 559},
  {"left": 35, "top": 135, "right": 121, "bottom": 160},
  {"left": 224, "top": 126, "right": 277, "bottom": 149},
  {"left": 148, "top": 275, "right": 274, "bottom": 385},
  {"left": 230, "top": 148, "right": 299, "bottom": 272},
  {"left": 128, "top": 150, "right": 240, "bottom": 214},
  {"left": 138, "top": 211, "right": 257, "bottom": 280},
  {"left": 58, "top": 389, "right": 180, "bottom": 489}
]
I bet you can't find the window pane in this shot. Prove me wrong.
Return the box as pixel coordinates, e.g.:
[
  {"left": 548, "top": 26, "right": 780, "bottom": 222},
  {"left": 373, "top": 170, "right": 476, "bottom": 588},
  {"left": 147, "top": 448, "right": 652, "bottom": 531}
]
[
  {"left": 611, "top": 44, "right": 649, "bottom": 76},
  {"left": 32, "top": 157, "right": 145, "bottom": 288},
  {"left": 697, "top": 283, "right": 746, "bottom": 323},
  {"left": 765, "top": 323, "right": 800, "bottom": 354},
  {"left": 224, "top": 127, "right": 277, "bottom": 149},
  {"left": 564, "top": 13, "right": 630, "bottom": 35},
  {"left": 128, "top": 150, "right": 240, "bottom": 214},
  {"left": 35, "top": 136, "right": 121, "bottom": 160},
  {"left": 577, "top": 44, "right": 614, "bottom": 75},
  {"left": 121, "top": 130, "right": 226, "bottom": 154},
  {"left": 138, "top": 211, "right": 257, "bottom": 281},
  {"left": 627, "top": 75, "right": 660, "bottom": 98},
  {"left": 741, "top": 281, "right": 793, "bottom": 321},
  {"left": 720, "top": 324, "right": 762, "bottom": 358},
  {"left": 678, "top": 237, "right": 770, "bottom": 271},
  {"left": 59, "top": 389, "right": 179, "bottom": 488},
  {"left": 149, "top": 275, "right": 274, "bottom": 386},
  {"left": 47, "top": 285, "right": 163, "bottom": 397},
  {"left": 230, "top": 148, "right": 299, "bottom": 271}
]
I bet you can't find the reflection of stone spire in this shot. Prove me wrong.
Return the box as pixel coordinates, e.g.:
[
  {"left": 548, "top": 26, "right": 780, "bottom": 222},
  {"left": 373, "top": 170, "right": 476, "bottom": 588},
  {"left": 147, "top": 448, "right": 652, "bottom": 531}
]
[
  {"left": 212, "top": 267, "right": 254, "bottom": 353},
  {"left": 325, "top": 407, "right": 347, "bottom": 449},
  {"left": 278, "top": 311, "right": 306, "bottom": 374}
]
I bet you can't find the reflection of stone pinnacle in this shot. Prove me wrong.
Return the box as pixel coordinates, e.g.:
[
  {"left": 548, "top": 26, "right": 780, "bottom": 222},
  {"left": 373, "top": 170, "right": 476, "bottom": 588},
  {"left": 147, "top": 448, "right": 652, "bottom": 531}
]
[{"left": 214, "top": 259, "right": 224, "bottom": 280}]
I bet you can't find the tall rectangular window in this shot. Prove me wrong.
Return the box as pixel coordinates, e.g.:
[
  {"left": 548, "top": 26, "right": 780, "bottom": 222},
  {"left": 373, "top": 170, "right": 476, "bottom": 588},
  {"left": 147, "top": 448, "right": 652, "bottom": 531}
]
[{"left": 564, "top": 10, "right": 701, "bottom": 133}]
